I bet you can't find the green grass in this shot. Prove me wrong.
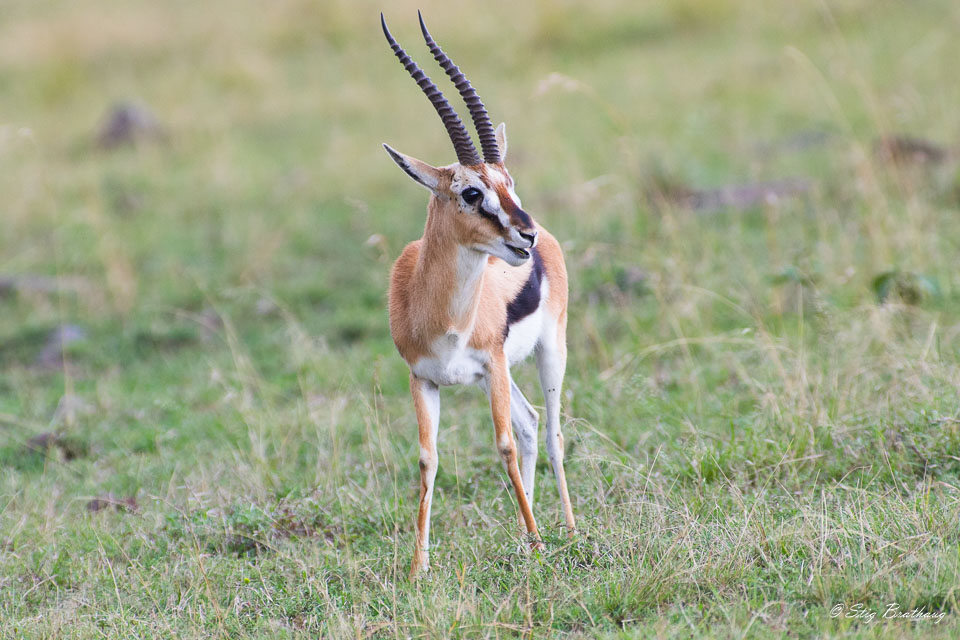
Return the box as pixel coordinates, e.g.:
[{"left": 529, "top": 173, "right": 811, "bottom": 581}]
[{"left": 2, "top": 0, "right": 960, "bottom": 637}]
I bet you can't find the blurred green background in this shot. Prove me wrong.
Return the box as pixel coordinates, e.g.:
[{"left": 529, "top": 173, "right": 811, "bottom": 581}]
[{"left": 1, "top": 0, "right": 959, "bottom": 638}]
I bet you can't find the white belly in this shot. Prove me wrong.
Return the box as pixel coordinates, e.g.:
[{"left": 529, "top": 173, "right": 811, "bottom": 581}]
[
  {"left": 409, "top": 276, "right": 550, "bottom": 385},
  {"left": 411, "top": 332, "right": 488, "bottom": 386}
]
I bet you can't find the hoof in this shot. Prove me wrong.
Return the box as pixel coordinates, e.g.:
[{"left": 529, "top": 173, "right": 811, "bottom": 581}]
[
  {"left": 409, "top": 554, "right": 430, "bottom": 579},
  {"left": 409, "top": 565, "right": 429, "bottom": 580}
]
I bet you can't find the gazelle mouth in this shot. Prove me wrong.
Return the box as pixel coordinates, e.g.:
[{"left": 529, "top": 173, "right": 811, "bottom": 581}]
[{"left": 507, "top": 245, "right": 531, "bottom": 259}]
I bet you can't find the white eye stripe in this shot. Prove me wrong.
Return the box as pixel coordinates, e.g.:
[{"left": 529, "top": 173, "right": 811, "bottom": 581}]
[{"left": 507, "top": 185, "right": 522, "bottom": 208}]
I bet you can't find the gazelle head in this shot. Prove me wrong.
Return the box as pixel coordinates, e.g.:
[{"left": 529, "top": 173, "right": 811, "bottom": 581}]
[{"left": 381, "top": 13, "right": 538, "bottom": 267}]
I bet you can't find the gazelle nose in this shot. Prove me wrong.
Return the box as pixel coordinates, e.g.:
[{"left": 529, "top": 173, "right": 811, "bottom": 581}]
[{"left": 518, "top": 229, "right": 538, "bottom": 247}]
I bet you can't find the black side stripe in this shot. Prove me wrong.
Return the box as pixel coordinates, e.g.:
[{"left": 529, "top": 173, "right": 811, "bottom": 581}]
[{"left": 504, "top": 248, "right": 544, "bottom": 338}]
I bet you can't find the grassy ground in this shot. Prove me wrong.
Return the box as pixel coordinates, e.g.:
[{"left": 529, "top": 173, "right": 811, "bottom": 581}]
[{"left": 2, "top": 0, "right": 960, "bottom": 637}]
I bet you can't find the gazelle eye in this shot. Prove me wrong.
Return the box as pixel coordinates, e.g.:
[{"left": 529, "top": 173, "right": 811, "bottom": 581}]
[{"left": 461, "top": 187, "right": 482, "bottom": 205}]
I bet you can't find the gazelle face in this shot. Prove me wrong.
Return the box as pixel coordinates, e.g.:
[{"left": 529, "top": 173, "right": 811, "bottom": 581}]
[
  {"left": 384, "top": 123, "right": 538, "bottom": 267},
  {"left": 447, "top": 163, "right": 538, "bottom": 267}
]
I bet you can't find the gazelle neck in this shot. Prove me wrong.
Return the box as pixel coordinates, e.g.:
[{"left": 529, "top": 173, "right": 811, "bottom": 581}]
[{"left": 414, "top": 198, "right": 488, "bottom": 335}]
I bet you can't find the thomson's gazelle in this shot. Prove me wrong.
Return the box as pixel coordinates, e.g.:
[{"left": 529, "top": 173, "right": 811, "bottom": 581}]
[{"left": 381, "top": 13, "right": 575, "bottom": 577}]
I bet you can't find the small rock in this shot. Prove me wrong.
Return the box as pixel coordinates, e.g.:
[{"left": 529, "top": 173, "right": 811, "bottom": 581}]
[
  {"left": 26, "top": 432, "right": 61, "bottom": 452},
  {"left": 255, "top": 298, "right": 278, "bottom": 316},
  {"left": 661, "top": 179, "right": 814, "bottom": 213},
  {"left": 25, "top": 431, "right": 86, "bottom": 460},
  {"left": 96, "top": 101, "right": 165, "bottom": 149},
  {"left": 874, "top": 136, "right": 948, "bottom": 165},
  {"left": 197, "top": 308, "right": 224, "bottom": 343},
  {"left": 87, "top": 494, "right": 138, "bottom": 513},
  {"left": 364, "top": 233, "right": 386, "bottom": 248},
  {"left": 0, "top": 275, "right": 91, "bottom": 299},
  {"left": 755, "top": 129, "right": 835, "bottom": 157},
  {"left": 616, "top": 266, "right": 649, "bottom": 293},
  {"left": 36, "top": 324, "right": 87, "bottom": 369},
  {"left": 364, "top": 233, "right": 389, "bottom": 262},
  {"left": 872, "top": 270, "right": 939, "bottom": 305}
]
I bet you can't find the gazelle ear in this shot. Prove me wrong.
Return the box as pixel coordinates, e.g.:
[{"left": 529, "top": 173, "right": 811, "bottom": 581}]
[
  {"left": 383, "top": 144, "right": 442, "bottom": 193},
  {"left": 494, "top": 122, "right": 507, "bottom": 160}
]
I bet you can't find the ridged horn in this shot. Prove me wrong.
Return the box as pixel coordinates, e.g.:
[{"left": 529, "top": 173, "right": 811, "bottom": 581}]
[
  {"left": 381, "top": 13, "right": 481, "bottom": 166},
  {"left": 418, "top": 11, "right": 500, "bottom": 164}
]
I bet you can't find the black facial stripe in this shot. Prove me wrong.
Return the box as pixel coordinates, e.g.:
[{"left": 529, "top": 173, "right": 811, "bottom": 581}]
[
  {"left": 478, "top": 204, "right": 505, "bottom": 229},
  {"left": 504, "top": 248, "right": 544, "bottom": 338},
  {"left": 495, "top": 187, "right": 534, "bottom": 229},
  {"left": 511, "top": 207, "right": 533, "bottom": 229}
]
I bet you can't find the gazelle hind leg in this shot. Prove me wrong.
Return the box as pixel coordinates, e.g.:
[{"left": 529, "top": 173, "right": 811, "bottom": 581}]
[
  {"left": 409, "top": 375, "right": 440, "bottom": 577},
  {"left": 510, "top": 379, "right": 539, "bottom": 506},
  {"left": 536, "top": 321, "right": 576, "bottom": 536}
]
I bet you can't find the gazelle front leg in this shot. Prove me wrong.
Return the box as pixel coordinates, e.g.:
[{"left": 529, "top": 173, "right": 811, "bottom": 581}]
[
  {"left": 409, "top": 373, "right": 440, "bottom": 578},
  {"left": 478, "top": 376, "right": 539, "bottom": 506},
  {"left": 488, "top": 352, "right": 543, "bottom": 548}
]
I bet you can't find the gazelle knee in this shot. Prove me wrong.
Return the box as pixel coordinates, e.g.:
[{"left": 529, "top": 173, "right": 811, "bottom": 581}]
[
  {"left": 419, "top": 448, "right": 438, "bottom": 476},
  {"left": 497, "top": 440, "right": 517, "bottom": 465}
]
